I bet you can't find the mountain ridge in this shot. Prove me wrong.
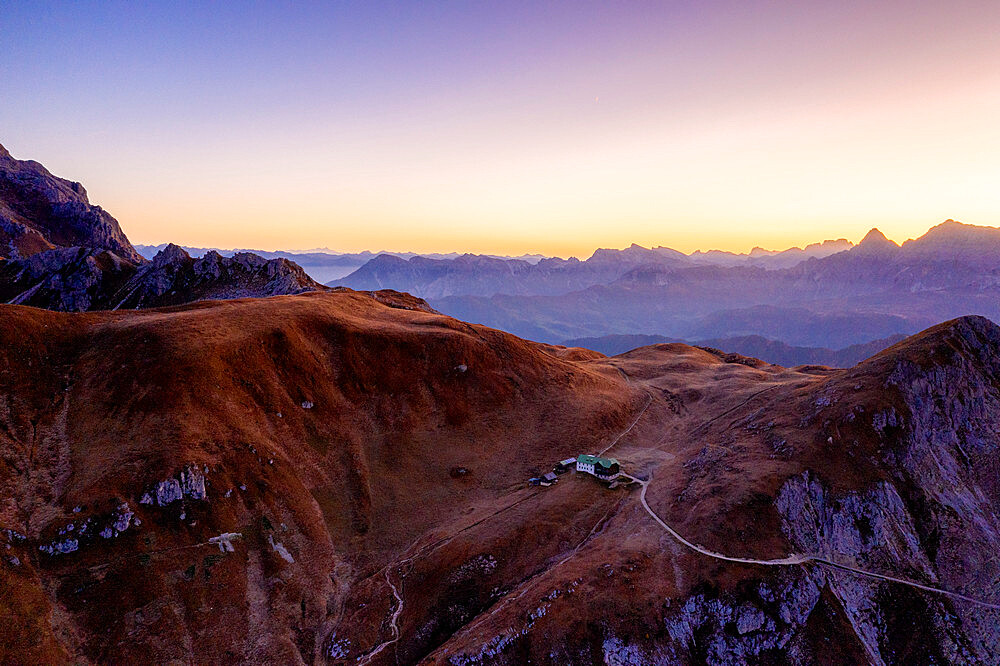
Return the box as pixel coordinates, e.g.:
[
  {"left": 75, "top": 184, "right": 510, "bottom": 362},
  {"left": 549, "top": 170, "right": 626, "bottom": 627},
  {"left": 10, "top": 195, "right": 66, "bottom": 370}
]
[
  {"left": 422, "top": 220, "right": 1000, "bottom": 349},
  {"left": 0, "top": 143, "right": 325, "bottom": 311},
  {"left": 562, "top": 332, "right": 908, "bottom": 368}
]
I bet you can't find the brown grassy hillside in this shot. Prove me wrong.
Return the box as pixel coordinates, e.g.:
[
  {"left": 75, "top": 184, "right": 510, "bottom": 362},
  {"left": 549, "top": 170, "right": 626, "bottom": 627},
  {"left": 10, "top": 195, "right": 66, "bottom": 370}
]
[{"left": 2, "top": 293, "right": 999, "bottom": 664}]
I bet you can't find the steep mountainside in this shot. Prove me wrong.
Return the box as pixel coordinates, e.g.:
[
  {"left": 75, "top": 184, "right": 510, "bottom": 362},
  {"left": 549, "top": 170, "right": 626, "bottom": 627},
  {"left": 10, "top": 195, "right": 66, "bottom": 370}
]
[
  {"left": 0, "top": 143, "right": 140, "bottom": 262},
  {"left": 2, "top": 292, "right": 999, "bottom": 664}
]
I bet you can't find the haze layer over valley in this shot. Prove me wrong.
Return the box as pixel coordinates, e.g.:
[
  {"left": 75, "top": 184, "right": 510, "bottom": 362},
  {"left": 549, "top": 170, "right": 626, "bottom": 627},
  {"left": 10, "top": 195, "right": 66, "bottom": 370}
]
[{"left": 330, "top": 222, "right": 1000, "bottom": 362}]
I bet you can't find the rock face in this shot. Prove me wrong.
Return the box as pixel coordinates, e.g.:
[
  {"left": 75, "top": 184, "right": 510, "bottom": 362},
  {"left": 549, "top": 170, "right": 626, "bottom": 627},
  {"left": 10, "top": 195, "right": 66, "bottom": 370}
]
[
  {"left": 0, "top": 243, "right": 324, "bottom": 311},
  {"left": 0, "top": 142, "right": 140, "bottom": 262},
  {"left": 2, "top": 292, "right": 1000, "bottom": 664},
  {"left": 0, "top": 143, "right": 326, "bottom": 311},
  {"left": 0, "top": 246, "right": 134, "bottom": 311}
]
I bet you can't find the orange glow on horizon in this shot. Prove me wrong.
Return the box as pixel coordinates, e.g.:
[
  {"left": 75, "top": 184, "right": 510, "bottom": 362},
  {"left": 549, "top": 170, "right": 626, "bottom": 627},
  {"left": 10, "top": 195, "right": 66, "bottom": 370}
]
[{"left": 5, "top": 1, "right": 998, "bottom": 258}]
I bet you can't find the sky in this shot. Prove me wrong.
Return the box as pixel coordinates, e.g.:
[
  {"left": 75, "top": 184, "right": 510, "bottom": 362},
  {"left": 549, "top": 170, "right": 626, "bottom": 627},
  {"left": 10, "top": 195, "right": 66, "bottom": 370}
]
[{"left": 2, "top": 1, "right": 999, "bottom": 257}]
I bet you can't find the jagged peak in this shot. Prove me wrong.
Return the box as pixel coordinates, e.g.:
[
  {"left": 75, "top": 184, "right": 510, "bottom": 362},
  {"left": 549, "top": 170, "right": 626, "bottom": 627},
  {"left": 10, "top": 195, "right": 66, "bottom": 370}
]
[
  {"left": 859, "top": 228, "right": 891, "bottom": 244},
  {"left": 0, "top": 142, "right": 9, "bottom": 158},
  {"left": 152, "top": 243, "right": 192, "bottom": 267},
  {"left": 806, "top": 238, "right": 852, "bottom": 250},
  {"left": 852, "top": 228, "right": 899, "bottom": 254}
]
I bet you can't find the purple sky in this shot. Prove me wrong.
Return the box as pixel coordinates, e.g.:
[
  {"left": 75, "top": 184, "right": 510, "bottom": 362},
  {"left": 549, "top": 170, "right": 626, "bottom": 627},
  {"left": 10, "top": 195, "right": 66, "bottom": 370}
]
[{"left": 3, "top": 1, "right": 999, "bottom": 256}]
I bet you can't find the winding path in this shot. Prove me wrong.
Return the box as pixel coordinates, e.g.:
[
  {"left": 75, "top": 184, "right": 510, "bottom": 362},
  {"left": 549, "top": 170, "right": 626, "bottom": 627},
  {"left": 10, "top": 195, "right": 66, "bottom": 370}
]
[
  {"left": 356, "top": 570, "right": 404, "bottom": 666},
  {"left": 349, "top": 487, "right": 545, "bottom": 663},
  {"left": 631, "top": 475, "right": 1000, "bottom": 610},
  {"left": 445, "top": 495, "right": 625, "bottom": 646},
  {"left": 599, "top": 393, "right": 652, "bottom": 457}
]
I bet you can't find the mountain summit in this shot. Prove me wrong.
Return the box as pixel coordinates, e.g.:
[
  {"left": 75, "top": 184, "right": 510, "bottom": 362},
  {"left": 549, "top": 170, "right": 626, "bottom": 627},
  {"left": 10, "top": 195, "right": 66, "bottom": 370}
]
[
  {"left": 901, "top": 219, "right": 1000, "bottom": 267},
  {"left": 852, "top": 227, "right": 899, "bottom": 255},
  {"left": 0, "top": 143, "right": 141, "bottom": 262}
]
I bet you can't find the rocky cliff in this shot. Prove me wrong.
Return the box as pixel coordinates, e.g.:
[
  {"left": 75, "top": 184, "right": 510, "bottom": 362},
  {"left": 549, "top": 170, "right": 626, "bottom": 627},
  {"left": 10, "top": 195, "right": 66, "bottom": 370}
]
[
  {"left": 0, "top": 143, "right": 324, "bottom": 310},
  {"left": 0, "top": 243, "right": 324, "bottom": 311},
  {"left": 0, "top": 143, "right": 140, "bottom": 262}
]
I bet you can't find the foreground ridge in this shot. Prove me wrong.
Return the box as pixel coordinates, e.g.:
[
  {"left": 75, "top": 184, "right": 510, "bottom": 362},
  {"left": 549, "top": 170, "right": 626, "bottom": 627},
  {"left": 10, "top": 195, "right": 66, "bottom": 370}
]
[{"left": 3, "top": 299, "right": 1000, "bottom": 663}]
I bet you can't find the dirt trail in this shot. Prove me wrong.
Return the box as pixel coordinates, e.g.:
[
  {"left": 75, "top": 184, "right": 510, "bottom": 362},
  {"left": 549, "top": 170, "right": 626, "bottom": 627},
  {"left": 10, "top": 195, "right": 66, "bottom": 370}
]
[
  {"left": 349, "top": 487, "right": 545, "bottom": 663},
  {"left": 356, "top": 570, "right": 404, "bottom": 666},
  {"left": 598, "top": 392, "right": 652, "bottom": 456},
  {"left": 631, "top": 475, "right": 1000, "bottom": 610},
  {"left": 633, "top": 476, "right": 808, "bottom": 566}
]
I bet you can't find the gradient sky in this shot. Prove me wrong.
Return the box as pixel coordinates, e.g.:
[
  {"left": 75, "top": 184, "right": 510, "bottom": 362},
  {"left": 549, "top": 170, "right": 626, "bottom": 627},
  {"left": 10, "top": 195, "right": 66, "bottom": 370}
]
[{"left": 2, "top": 1, "right": 999, "bottom": 257}]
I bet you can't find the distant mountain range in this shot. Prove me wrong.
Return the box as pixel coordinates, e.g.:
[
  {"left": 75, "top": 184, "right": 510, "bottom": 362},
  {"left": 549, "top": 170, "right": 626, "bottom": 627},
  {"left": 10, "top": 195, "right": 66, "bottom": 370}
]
[
  {"left": 329, "top": 221, "right": 1000, "bottom": 353},
  {"left": 5, "top": 139, "right": 1000, "bottom": 370},
  {"left": 134, "top": 244, "right": 548, "bottom": 284},
  {"left": 136, "top": 237, "right": 850, "bottom": 289},
  {"left": 332, "top": 239, "right": 855, "bottom": 299}
]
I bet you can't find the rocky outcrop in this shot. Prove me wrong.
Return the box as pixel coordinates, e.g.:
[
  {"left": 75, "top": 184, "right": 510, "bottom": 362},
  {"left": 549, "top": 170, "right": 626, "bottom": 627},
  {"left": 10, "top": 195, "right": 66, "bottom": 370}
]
[
  {"left": 140, "top": 466, "right": 208, "bottom": 507},
  {"left": 774, "top": 475, "right": 972, "bottom": 665},
  {"left": 0, "top": 246, "right": 135, "bottom": 310},
  {"left": 0, "top": 243, "right": 323, "bottom": 310},
  {"left": 0, "top": 143, "right": 327, "bottom": 311},
  {"left": 761, "top": 316, "right": 1000, "bottom": 663},
  {"left": 658, "top": 572, "right": 827, "bottom": 665},
  {"left": 108, "top": 245, "right": 322, "bottom": 309},
  {"left": 0, "top": 142, "right": 140, "bottom": 262}
]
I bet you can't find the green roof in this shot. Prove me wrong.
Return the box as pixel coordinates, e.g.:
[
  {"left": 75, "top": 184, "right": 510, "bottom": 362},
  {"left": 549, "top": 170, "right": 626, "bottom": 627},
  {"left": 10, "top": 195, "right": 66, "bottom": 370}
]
[{"left": 577, "top": 454, "right": 618, "bottom": 468}]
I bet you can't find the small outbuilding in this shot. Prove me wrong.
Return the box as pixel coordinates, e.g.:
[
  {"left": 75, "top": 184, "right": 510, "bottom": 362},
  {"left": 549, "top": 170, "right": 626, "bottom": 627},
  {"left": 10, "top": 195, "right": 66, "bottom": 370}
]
[
  {"left": 529, "top": 473, "right": 558, "bottom": 487},
  {"left": 554, "top": 458, "right": 577, "bottom": 474}
]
